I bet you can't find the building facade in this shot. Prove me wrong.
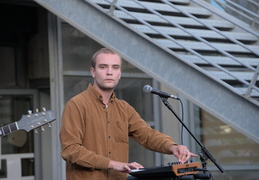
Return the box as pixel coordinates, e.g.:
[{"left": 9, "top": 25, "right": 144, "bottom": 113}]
[{"left": 0, "top": 1, "right": 258, "bottom": 180}]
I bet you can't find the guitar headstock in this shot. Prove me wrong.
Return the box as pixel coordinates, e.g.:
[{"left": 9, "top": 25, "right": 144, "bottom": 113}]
[{"left": 17, "top": 108, "right": 56, "bottom": 132}]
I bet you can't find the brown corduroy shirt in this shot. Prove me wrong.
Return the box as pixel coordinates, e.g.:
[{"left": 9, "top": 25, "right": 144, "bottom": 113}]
[{"left": 60, "top": 84, "right": 177, "bottom": 180}]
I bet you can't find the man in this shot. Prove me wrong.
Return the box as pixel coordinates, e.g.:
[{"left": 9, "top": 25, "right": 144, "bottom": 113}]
[{"left": 60, "top": 48, "right": 196, "bottom": 180}]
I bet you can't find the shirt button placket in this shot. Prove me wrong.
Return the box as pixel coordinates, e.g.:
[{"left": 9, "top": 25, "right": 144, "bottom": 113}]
[{"left": 106, "top": 105, "right": 112, "bottom": 158}]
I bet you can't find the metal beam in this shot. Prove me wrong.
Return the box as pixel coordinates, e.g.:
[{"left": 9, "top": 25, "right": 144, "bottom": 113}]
[{"left": 33, "top": 0, "right": 259, "bottom": 143}]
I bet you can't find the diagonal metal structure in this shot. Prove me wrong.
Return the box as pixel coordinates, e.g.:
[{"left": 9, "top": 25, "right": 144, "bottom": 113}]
[{"left": 33, "top": 0, "right": 259, "bottom": 143}]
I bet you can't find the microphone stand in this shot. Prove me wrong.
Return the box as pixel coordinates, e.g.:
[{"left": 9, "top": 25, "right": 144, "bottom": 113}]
[{"left": 160, "top": 97, "right": 224, "bottom": 174}]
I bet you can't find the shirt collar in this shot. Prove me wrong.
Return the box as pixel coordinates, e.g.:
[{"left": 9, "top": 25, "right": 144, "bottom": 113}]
[{"left": 88, "top": 84, "right": 116, "bottom": 103}]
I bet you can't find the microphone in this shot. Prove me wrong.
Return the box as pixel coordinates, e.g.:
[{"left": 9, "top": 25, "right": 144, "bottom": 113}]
[{"left": 143, "top": 85, "right": 179, "bottom": 99}]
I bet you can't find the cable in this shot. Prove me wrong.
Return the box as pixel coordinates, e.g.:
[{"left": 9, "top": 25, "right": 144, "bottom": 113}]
[{"left": 178, "top": 98, "right": 184, "bottom": 145}]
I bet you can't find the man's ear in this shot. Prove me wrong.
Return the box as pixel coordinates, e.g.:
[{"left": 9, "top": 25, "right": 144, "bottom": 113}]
[{"left": 90, "top": 67, "right": 95, "bottom": 78}]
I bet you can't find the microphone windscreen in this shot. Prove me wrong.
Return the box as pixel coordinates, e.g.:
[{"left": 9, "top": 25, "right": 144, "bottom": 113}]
[{"left": 143, "top": 85, "right": 152, "bottom": 93}]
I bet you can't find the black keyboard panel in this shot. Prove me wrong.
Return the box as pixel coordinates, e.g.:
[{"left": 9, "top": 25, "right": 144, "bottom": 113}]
[{"left": 129, "top": 166, "right": 176, "bottom": 178}]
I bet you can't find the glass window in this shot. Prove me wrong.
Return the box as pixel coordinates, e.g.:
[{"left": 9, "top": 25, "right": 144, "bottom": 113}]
[
  {"left": 0, "top": 160, "right": 7, "bottom": 178},
  {"left": 0, "top": 95, "right": 34, "bottom": 154},
  {"left": 196, "top": 108, "right": 259, "bottom": 179},
  {"left": 62, "top": 23, "right": 101, "bottom": 72},
  {"left": 0, "top": 47, "right": 16, "bottom": 88},
  {"left": 0, "top": 94, "right": 34, "bottom": 178},
  {"left": 63, "top": 76, "right": 92, "bottom": 102}
]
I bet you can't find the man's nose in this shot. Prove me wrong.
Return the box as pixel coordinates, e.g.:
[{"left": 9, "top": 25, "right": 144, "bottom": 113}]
[{"left": 106, "top": 67, "right": 113, "bottom": 75}]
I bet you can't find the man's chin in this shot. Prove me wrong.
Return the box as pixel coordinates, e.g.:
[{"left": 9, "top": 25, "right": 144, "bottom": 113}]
[{"left": 100, "top": 85, "right": 115, "bottom": 91}]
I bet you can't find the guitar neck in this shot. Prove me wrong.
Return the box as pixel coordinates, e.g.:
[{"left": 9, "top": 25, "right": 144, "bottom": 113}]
[
  {"left": 0, "top": 109, "right": 56, "bottom": 137},
  {"left": 0, "top": 122, "right": 19, "bottom": 137}
]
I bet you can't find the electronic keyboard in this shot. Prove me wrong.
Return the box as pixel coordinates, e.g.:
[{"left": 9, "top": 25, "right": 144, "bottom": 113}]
[{"left": 129, "top": 162, "right": 201, "bottom": 179}]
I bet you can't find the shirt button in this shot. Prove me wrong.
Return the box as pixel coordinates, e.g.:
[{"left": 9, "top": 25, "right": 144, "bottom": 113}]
[{"left": 109, "top": 152, "right": 111, "bottom": 154}]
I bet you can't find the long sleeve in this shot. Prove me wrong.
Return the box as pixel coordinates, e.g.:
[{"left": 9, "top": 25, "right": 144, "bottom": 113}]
[
  {"left": 60, "top": 99, "right": 110, "bottom": 170},
  {"left": 127, "top": 105, "right": 177, "bottom": 154}
]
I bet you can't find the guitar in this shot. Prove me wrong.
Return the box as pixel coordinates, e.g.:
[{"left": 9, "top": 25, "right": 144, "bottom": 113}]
[{"left": 0, "top": 108, "right": 56, "bottom": 137}]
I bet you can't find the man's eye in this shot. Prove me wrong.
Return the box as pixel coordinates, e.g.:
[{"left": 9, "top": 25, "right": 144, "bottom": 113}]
[{"left": 113, "top": 66, "right": 120, "bottom": 69}]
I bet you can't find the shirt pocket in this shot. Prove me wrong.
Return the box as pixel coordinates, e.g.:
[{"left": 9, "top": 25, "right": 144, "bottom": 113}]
[{"left": 114, "top": 121, "right": 128, "bottom": 143}]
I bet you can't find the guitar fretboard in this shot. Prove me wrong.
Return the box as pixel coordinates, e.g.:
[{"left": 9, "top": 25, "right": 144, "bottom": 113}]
[{"left": 0, "top": 122, "right": 19, "bottom": 137}]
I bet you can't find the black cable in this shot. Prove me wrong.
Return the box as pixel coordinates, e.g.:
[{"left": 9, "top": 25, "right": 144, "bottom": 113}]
[{"left": 178, "top": 98, "right": 184, "bottom": 145}]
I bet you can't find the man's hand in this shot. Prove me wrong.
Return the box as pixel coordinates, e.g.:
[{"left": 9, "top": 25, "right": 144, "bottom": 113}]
[
  {"left": 108, "top": 160, "right": 144, "bottom": 173},
  {"left": 170, "top": 145, "right": 197, "bottom": 163}
]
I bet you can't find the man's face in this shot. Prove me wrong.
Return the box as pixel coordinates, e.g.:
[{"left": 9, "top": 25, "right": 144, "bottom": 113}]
[{"left": 90, "top": 53, "right": 122, "bottom": 91}]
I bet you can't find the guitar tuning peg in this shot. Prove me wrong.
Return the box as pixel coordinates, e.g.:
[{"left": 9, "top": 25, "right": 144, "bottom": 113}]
[
  {"left": 35, "top": 111, "right": 39, "bottom": 116},
  {"left": 42, "top": 107, "right": 46, "bottom": 111},
  {"left": 34, "top": 129, "right": 38, "bottom": 134},
  {"left": 41, "top": 126, "right": 45, "bottom": 131},
  {"left": 48, "top": 123, "right": 52, "bottom": 128},
  {"left": 28, "top": 110, "right": 32, "bottom": 118}
]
